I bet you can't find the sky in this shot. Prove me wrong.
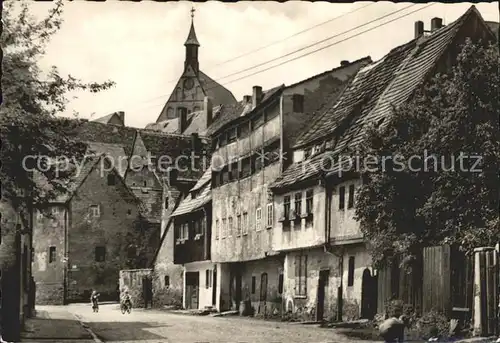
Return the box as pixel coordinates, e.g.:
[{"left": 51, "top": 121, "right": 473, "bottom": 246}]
[{"left": 26, "top": 1, "right": 499, "bottom": 128}]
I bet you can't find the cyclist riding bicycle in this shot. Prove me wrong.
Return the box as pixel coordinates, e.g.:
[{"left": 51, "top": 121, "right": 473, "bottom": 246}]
[
  {"left": 90, "top": 290, "right": 100, "bottom": 312},
  {"left": 121, "top": 289, "right": 132, "bottom": 307}
]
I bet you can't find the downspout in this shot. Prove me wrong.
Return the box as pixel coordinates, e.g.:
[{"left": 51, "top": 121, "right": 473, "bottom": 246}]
[
  {"left": 63, "top": 203, "right": 69, "bottom": 305},
  {"left": 279, "top": 94, "right": 285, "bottom": 173}
]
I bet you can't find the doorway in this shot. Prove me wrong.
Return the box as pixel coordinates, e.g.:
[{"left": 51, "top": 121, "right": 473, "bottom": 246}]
[
  {"left": 185, "top": 272, "right": 199, "bottom": 310},
  {"left": 361, "top": 268, "right": 377, "bottom": 319},
  {"left": 212, "top": 266, "right": 217, "bottom": 306},
  {"left": 142, "top": 276, "right": 153, "bottom": 308},
  {"left": 317, "top": 269, "right": 329, "bottom": 322}
]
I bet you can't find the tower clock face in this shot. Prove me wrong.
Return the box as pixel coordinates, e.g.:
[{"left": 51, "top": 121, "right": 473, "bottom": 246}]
[{"left": 183, "top": 78, "right": 194, "bottom": 90}]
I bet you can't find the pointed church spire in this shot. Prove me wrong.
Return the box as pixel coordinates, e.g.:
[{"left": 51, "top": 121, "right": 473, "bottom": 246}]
[{"left": 184, "top": 7, "right": 200, "bottom": 47}]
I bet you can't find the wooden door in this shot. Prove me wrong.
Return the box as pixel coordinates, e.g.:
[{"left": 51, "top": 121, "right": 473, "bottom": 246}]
[
  {"left": 317, "top": 270, "right": 329, "bottom": 321},
  {"left": 185, "top": 272, "right": 199, "bottom": 310},
  {"left": 361, "top": 268, "right": 377, "bottom": 319}
]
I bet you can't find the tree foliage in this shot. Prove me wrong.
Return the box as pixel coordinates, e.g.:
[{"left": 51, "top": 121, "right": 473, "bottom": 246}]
[
  {"left": 354, "top": 39, "right": 500, "bottom": 268},
  {"left": 0, "top": 1, "right": 115, "bottom": 210}
]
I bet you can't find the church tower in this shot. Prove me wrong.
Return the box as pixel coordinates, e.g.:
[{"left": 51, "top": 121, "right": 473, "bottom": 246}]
[{"left": 184, "top": 7, "right": 200, "bottom": 75}]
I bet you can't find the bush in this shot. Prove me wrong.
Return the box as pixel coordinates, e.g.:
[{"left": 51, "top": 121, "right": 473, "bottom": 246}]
[{"left": 415, "top": 310, "right": 450, "bottom": 340}]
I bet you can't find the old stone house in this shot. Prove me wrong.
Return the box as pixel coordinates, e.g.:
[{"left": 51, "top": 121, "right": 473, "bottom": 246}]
[
  {"left": 270, "top": 6, "right": 497, "bottom": 322},
  {"left": 170, "top": 168, "right": 213, "bottom": 310},
  {"left": 32, "top": 154, "right": 144, "bottom": 304},
  {"left": 208, "top": 58, "right": 369, "bottom": 315}
]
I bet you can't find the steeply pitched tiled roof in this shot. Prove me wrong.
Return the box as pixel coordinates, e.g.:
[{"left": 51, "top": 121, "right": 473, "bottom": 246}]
[
  {"left": 191, "top": 167, "right": 212, "bottom": 192},
  {"left": 198, "top": 70, "right": 237, "bottom": 106},
  {"left": 171, "top": 181, "right": 211, "bottom": 218},
  {"left": 76, "top": 120, "right": 137, "bottom": 156},
  {"left": 91, "top": 112, "right": 124, "bottom": 126},
  {"left": 206, "top": 85, "right": 284, "bottom": 137},
  {"left": 137, "top": 130, "right": 209, "bottom": 180},
  {"left": 273, "top": 6, "right": 489, "bottom": 190},
  {"left": 87, "top": 142, "right": 128, "bottom": 177}
]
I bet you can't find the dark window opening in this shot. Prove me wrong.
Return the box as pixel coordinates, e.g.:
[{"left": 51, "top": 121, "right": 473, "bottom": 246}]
[
  {"left": 164, "top": 275, "right": 170, "bottom": 288},
  {"left": 95, "top": 246, "right": 106, "bottom": 262},
  {"left": 240, "top": 158, "right": 251, "bottom": 179},
  {"left": 165, "top": 196, "right": 169, "bottom": 209},
  {"left": 49, "top": 246, "right": 56, "bottom": 263},
  {"left": 284, "top": 196, "right": 291, "bottom": 219},
  {"left": 107, "top": 174, "right": 116, "bottom": 186},
  {"left": 306, "top": 189, "right": 313, "bottom": 214},
  {"left": 294, "top": 192, "right": 302, "bottom": 216},
  {"left": 348, "top": 184, "right": 355, "bottom": 209},
  {"left": 278, "top": 273, "right": 284, "bottom": 294},
  {"left": 205, "top": 269, "right": 210, "bottom": 288},
  {"left": 251, "top": 276, "right": 256, "bottom": 294},
  {"left": 292, "top": 94, "right": 305, "bottom": 113},
  {"left": 238, "top": 121, "right": 250, "bottom": 138},
  {"left": 295, "top": 254, "right": 307, "bottom": 296},
  {"left": 127, "top": 246, "right": 136, "bottom": 259},
  {"left": 347, "top": 256, "right": 355, "bottom": 287},
  {"left": 228, "top": 127, "right": 237, "bottom": 143},
  {"left": 251, "top": 113, "right": 264, "bottom": 130},
  {"left": 339, "top": 186, "right": 345, "bottom": 210},
  {"left": 127, "top": 209, "right": 132, "bottom": 215}
]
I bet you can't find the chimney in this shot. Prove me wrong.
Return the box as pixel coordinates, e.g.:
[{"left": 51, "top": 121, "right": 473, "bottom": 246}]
[
  {"left": 178, "top": 107, "right": 188, "bottom": 133},
  {"left": 116, "top": 111, "right": 125, "bottom": 125},
  {"left": 340, "top": 60, "right": 349, "bottom": 67},
  {"left": 415, "top": 20, "right": 424, "bottom": 39},
  {"left": 431, "top": 17, "right": 443, "bottom": 32},
  {"left": 252, "top": 86, "right": 263, "bottom": 109},
  {"left": 243, "top": 95, "right": 252, "bottom": 104},
  {"left": 191, "top": 132, "right": 199, "bottom": 152},
  {"left": 204, "top": 96, "right": 213, "bottom": 128}
]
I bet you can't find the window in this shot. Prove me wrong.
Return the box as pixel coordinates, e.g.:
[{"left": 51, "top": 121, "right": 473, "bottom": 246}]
[
  {"left": 237, "top": 215, "right": 242, "bottom": 236},
  {"left": 294, "top": 193, "right": 302, "bottom": 217},
  {"left": 89, "top": 205, "right": 100, "bottom": 218},
  {"left": 239, "top": 158, "right": 251, "bottom": 179},
  {"left": 164, "top": 275, "right": 170, "bottom": 288},
  {"left": 252, "top": 153, "right": 263, "bottom": 173},
  {"left": 251, "top": 276, "right": 256, "bottom": 294},
  {"left": 348, "top": 184, "right": 355, "bottom": 209},
  {"left": 143, "top": 181, "right": 147, "bottom": 187},
  {"left": 278, "top": 273, "right": 284, "bottom": 294},
  {"left": 238, "top": 121, "right": 250, "bottom": 138},
  {"left": 251, "top": 114, "right": 264, "bottom": 130},
  {"left": 206, "top": 269, "right": 211, "bottom": 288},
  {"left": 107, "top": 174, "right": 116, "bottom": 186},
  {"left": 215, "top": 220, "right": 220, "bottom": 240},
  {"left": 339, "top": 186, "right": 346, "bottom": 210},
  {"left": 229, "top": 162, "right": 238, "bottom": 182},
  {"left": 49, "top": 246, "right": 56, "bottom": 263},
  {"left": 165, "top": 196, "right": 169, "bottom": 209},
  {"left": 127, "top": 209, "right": 132, "bottom": 215},
  {"left": 255, "top": 208, "right": 262, "bottom": 231},
  {"left": 295, "top": 254, "right": 307, "bottom": 296},
  {"left": 266, "top": 203, "right": 273, "bottom": 228},
  {"left": 178, "top": 223, "right": 189, "bottom": 240},
  {"left": 284, "top": 196, "right": 291, "bottom": 219},
  {"left": 242, "top": 212, "right": 248, "bottom": 235},
  {"left": 292, "top": 94, "right": 304, "bottom": 113},
  {"left": 306, "top": 189, "right": 314, "bottom": 215},
  {"left": 95, "top": 246, "right": 106, "bottom": 262},
  {"left": 228, "top": 217, "right": 233, "bottom": 237},
  {"left": 347, "top": 256, "right": 355, "bottom": 287},
  {"left": 222, "top": 218, "right": 227, "bottom": 238},
  {"left": 228, "top": 127, "right": 237, "bottom": 142},
  {"left": 194, "top": 219, "right": 202, "bottom": 236}
]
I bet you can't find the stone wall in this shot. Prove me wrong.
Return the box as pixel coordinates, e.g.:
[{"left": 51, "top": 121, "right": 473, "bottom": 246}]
[{"left": 119, "top": 269, "right": 152, "bottom": 308}]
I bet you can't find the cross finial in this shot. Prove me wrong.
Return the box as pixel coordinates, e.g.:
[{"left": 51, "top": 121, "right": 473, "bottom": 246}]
[{"left": 191, "top": 6, "right": 195, "bottom": 19}]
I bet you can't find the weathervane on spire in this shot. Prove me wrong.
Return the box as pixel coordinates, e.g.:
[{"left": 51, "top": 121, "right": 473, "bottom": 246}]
[{"left": 190, "top": 6, "right": 195, "bottom": 20}]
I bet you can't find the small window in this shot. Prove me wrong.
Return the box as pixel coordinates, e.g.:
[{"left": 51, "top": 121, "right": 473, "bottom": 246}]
[
  {"left": 347, "top": 256, "right": 355, "bottom": 287},
  {"left": 228, "top": 127, "right": 237, "bottom": 142},
  {"left": 143, "top": 181, "right": 147, "bottom": 187},
  {"left": 339, "top": 186, "right": 345, "bottom": 210},
  {"left": 215, "top": 219, "right": 220, "bottom": 240},
  {"left": 237, "top": 215, "right": 242, "bottom": 236},
  {"left": 206, "top": 269, "right": 210, "bottom": 288},
  {"left": 348, "top": 184, "right": 355, "bottom": 209},
  {"left": 295, "top": 254, "right": 307, "bottom": 296},
  {"left": 95, "top": 246, "right": 106, "bottom": 262},
  {"left": 306, "top": 189, "right": 314, "bottom": 215},
  {"left": 242, "top": 212, "right": 248, "bottom": 235},
  {"left": 127, "top": 209, "right": 132, "bottom": 215},
  {"left": 49, "top": 246, "right": 56, "bottom": 263},
  {"left": 266, "top": 203, "right": 273, "bottom": 228},
  {"left": 222, "top": 218, "right": 227, "bottom": 238},
  {"left": 284, "top": 196, "right": 291, "bottom": 219},
  {"left": 255, "top": 208, "right": 262, "bottom": 231},
  {"left": 164, "top": 275, "right": 170, "bottom": 288},
  {"left": 165, "top": 196, "right": 169, "bottom": 209},
  {"left": 251, "top": 276, "right": 256, "bottom": 294},
  {"left": 278, "top": 273, "right": 284, "bottom": 294},
  {"left": 292, "top": 94, "right": 305, "bottom": 113},
  {"left": 107, "top": 174, "right": 116, "bottom": 186},
  {"left": 251, "top": 114, "right": 264, "bottom": 130},
  {"left": 89, "top": 205, "right": 100, "bottom": 218},
  {"left": 294, "top": 193, "right": 302, "bottom": 216}
]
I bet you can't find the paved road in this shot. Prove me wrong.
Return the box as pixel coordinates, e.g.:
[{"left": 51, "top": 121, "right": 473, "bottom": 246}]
[{"left": 65, "top": 303, "right": 378, "bottom": 343}]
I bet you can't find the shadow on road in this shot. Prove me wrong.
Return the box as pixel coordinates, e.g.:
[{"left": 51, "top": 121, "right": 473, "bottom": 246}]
[{"left": 89, "top": 321, "right": 169, "bottom": 341}]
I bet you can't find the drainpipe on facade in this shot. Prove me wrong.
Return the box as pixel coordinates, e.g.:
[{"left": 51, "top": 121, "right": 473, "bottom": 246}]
[
  {"left": 279, "top": 94, "right": 285, "bottom": 173},
  {"left": 321, "top": 174, "right": 344, "bottom": 322},
  {"left": 63, "top": 204, "right": 69, "bottom": 305}
]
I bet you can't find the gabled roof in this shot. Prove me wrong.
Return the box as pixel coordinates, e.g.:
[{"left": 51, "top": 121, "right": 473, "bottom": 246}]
[
  {"left": 136, "top": 130, "right": 209, "bottom": 180},
  {"left": 197, "top": 70, "right": 237, "bottom": 106},
  {"left": 206, "top": 85, "right": 284, "bottom": 137},
  {"left": 76, "top": 120, "right": 137, "bottom": 156},
  {"left": 86, "top": 142, "right": 128, "bottom": 177},
  {"left": 272, "top": 6, "right": 493, "bottom": 190},
  {"left": 171, "top": 180, "right": 211, "bottom": 218},
  {"left": 91, "top": 112, "right": 124, "bottom": 126}
]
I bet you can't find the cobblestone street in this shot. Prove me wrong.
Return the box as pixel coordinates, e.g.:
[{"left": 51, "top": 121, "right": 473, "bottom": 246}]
[{"left": 60, "top": 303, "right": 378, "bottom": 343}]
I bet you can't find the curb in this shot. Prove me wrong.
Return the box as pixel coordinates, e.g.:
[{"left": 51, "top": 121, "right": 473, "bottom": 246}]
[{"left": 72, "top": 313, "right": 103, "bottom": 343}]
